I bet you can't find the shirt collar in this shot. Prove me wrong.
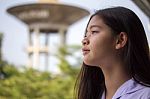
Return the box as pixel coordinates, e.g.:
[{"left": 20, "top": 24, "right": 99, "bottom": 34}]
[
  {"left": 112, "top": 78, "right": 145, "bottom": 99},
  {"left": 101, "top": 79, "right": 145, "bottom": 99}
]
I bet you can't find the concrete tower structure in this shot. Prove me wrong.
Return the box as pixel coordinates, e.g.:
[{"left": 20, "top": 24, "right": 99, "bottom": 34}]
[{"left": 7, "top": 0, "right": 89, "bottom": 70}]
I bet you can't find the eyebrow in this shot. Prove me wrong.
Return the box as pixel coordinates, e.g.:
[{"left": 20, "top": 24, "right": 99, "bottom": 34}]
[{"left": 89, "top": 25, "right": 101, "bottom": 29}]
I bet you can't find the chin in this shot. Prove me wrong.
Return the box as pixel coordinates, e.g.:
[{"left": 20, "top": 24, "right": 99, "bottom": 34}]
[{"left": 83, "top": 60, "right": 99, "bottom": 66}]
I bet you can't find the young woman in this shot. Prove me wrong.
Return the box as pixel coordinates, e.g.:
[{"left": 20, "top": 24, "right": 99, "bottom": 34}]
[{"left": 75, "top": 7, "right": 150, "bottom": 99}]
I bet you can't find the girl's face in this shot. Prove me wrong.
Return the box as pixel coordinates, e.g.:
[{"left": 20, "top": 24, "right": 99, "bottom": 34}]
[{"left": 82, "top": 15, "right": 117, "bottom": 67}]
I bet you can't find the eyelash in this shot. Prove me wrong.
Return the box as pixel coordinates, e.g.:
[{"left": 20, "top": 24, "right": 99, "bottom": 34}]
[
  {"left": 84, "top": 30, "right": 99, "bottom": 37},
  {"left": 91, "top": 31, "right": 99, "bottom": 34}
]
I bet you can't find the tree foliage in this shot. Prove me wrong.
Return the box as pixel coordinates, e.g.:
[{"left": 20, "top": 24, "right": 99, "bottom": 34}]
[{"left": 0, "top": 44, "right": 81, "bottom": 99}]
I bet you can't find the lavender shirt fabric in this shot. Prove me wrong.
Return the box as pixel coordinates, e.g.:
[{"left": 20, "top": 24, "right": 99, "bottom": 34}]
[{"left": 101, "top": 79, "right": 150, "bottom": 99}]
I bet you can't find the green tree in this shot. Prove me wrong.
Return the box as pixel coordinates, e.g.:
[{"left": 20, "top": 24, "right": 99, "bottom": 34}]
[
  {"left": 0, "top": 33, "right": 3, "bottom": 60},
  {"left": 56, "top": 45, "right": 81, "bottom": 77},
  {"left": 0, "top": 44, "right": 81, "bottom": 99},
  {"left": 0, "top": 33, "right": 5, "bottom": 79}
]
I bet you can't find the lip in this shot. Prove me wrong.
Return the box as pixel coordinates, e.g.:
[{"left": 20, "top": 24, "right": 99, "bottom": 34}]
[{"left": 82, "top": 48, "right": 90, "bottom": 55}]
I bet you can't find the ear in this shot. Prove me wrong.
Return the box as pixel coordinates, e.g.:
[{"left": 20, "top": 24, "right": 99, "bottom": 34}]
[{"left": 115, "top": 32, "right": 128, "bottom": 49}]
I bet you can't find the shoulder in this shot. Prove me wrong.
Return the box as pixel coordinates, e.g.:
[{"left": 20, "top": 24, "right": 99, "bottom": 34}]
[
  {"left": 128, "top": 85, "right": 150, "bottom": 98},
  {"left": 139, "top": 86, "right": 150, "bottom": 98},
  {"left": 114, "top": 79, "right": 150, "bottom": 99},
  {"left": 121, "top": 80, "right": 150, "bottom": 99}
]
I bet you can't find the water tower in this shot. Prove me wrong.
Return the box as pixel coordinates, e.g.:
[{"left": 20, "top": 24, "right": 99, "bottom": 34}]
[{"left": 7, "top": 0, "right": 89, "bottom": 70}]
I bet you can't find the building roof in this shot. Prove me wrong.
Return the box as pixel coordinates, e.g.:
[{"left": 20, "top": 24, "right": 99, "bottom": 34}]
[{"left": 132, "top": 0, "right": 150, "bottom": 18}]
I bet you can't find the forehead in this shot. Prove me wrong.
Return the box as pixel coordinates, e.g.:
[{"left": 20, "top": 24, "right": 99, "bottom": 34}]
[
  {"left": 87, "top": 15, "right": 105, "bottom": 28},
  {"left": 86, "top": 15, "right": 113, "bottom": 33}
]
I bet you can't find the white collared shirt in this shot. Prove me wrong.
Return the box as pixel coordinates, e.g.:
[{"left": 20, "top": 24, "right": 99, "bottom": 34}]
[{"left": 101, "top": 79, "right": 150, "bottom": 99}]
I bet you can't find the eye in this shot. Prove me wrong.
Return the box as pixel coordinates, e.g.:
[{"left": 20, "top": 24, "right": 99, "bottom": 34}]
[{"left": 91, "top": 31, "right": 99, "bottom": 34}]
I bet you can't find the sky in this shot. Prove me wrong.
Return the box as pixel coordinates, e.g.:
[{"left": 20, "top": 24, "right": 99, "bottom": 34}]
[{"left": 0, "top": 0, "right": 150, "bottom": 72}]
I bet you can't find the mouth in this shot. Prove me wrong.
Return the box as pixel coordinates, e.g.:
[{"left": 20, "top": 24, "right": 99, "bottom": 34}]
[{"left": 82, "top": 48, "right": 90, "bottom": 55}]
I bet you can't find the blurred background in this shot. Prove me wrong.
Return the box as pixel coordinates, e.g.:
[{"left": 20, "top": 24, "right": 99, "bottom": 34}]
[{"left": 0, "top": 0, "right": 150, "bottom": 98}]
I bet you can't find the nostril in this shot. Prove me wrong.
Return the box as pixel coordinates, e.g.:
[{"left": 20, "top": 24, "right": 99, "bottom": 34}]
[
  {"left": 82, "top": 39, "right": 89, "bottom": 45},
  {"left": 82, "top": 39, "right": 86, "bottom": 45},
  {"left": 83, "top": 42, "right": 86, "bottom": 45}
]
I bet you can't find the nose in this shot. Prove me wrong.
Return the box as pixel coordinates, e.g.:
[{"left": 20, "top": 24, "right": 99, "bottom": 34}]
[{"left": 82, "top": 38, "right": 89, "bottom": 45}]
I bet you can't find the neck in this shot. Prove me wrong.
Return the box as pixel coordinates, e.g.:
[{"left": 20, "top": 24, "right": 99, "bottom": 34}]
[{"left": 101, "top": 61, "right": 131, "bottom": 99}]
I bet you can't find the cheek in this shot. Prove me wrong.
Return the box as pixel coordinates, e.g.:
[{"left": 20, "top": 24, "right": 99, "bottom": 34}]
[
  {"left": 83, "top": 39, "right": 102, "bottom": 66},
  {"left": 83, "top": 32, "right": 116, "bottom": 66},
  {"left": 96, "top": 38, "right": 115, "bottom": 55},
  {"left": 89, "top": 36, "right": 115, "bottom": 64}
]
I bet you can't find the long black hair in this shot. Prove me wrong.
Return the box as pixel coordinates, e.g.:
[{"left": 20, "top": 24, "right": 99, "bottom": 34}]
[{"left": 74, "top": 7, "right": 150, "bottom": 99}]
